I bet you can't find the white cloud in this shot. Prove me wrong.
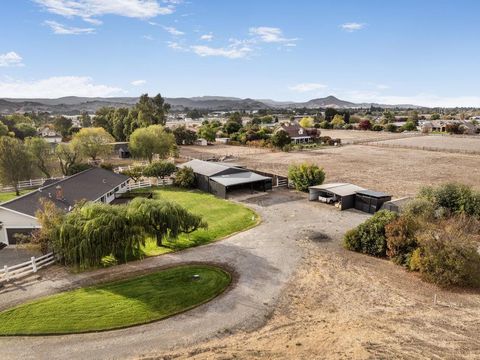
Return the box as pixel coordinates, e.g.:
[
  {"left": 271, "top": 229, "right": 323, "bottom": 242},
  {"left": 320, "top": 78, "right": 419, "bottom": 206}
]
[
  {"left": 131, "top": 79, "right": 146, "bottom": 86},
  {"left": 167, "top": 41, "right": 187, "bottom": 51},
  {"left": 143, "top": 34, "right": 154, "bottom": 40},
  {"left": 200, "top": 33, "right": 213, "bottom": 41},
  {"left": 191, "top": 44, "right": 253, "bottom": 59},
  {"left": 376, "top": 84, "right": 390, "bottom": 90},
  {"left": 163, "top": 26, "right": 184, "bottom": 36},
  {"left": 289, "top": 83, "right": 328, "bottom": 92},
  {"left": 0, "top": 76, "right": 123, "bottom": 97},
  {"left": 0, "top": 52, "right": 24, "bottom": 67},
  {"left": 249, "top": 26, "right": 296, "bottom": 43},
  {"left": 44, "top": 20, "right": 95, "bottom": 34},
  {"left": 34, "top": 0, "right": 175, "bottom": 24},
  {"left": 341, "top": 22, "right": 366, "bottom": 32}
]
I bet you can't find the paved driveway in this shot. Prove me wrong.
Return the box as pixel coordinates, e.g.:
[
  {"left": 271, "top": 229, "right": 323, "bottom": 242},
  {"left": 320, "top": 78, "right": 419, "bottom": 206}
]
[{"left": 0, "top": 189, "right": 369, "bottom": 360}]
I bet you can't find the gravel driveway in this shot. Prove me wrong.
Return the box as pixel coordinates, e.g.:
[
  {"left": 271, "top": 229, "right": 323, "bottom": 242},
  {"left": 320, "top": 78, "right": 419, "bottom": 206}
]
[{"left": 0, "top": 189, "right": 369, "bottom": 360}]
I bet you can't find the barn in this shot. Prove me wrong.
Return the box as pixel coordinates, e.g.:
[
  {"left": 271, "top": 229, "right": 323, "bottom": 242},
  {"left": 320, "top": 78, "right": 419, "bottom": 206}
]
[{"left": 179, "top": 159, "right": 272, "bottom": 198}]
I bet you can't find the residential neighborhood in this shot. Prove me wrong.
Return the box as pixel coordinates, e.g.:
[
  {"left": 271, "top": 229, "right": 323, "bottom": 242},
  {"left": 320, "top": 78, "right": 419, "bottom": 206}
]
[{"left": 1, "top": 1, "right": 480, "bottom": 360}]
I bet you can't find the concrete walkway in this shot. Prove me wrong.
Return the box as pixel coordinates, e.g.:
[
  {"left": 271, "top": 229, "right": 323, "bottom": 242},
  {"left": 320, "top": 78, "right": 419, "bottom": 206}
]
[{"left": 0, "top": 189, "right": 369, "bottom": 360}]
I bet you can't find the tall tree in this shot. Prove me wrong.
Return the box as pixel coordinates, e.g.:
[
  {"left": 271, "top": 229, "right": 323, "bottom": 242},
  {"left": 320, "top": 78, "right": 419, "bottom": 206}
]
[
  {"left": 93, "top": 107, "right": 115, "bottom": 134},
  {"left": 80, "top": 112, "right": 92, "bottom": 127},
  {"left": 129, "top": 125, "right": 176, "bottom": 163},
  {"left": 25, "top": 137, "right": 53, "bottom": 178},
  {"left": 111, "top": 107, "right": 129, "bottom": 141},
  {"left": 71, "top": 127, "right": 114, "bottom": 160},
  {"left": 53, "top": 116, "right": 73, "bottom": 137},
  {"left": 55, "top": 142, "right": 82, "bottom": 176},
  {"left": 0, "top": 137, "right": 33, "bottom": 195},
  {"left": 135, "top": 93, "right": 170, "bottom": 127}
]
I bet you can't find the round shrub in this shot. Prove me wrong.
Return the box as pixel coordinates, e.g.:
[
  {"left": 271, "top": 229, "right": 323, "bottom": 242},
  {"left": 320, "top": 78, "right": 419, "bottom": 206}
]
[
  {"left": 173, "top": 166, "right": 196, "bottom": 188},
  {"left": 288, "top": 163, "right": 325, "bottom": 192},
  {"left": 372, "top": 124, "right": 384, "bottom": 131},
  {"left": 343, "top": 210, "right": 398, "bottom": 257}
]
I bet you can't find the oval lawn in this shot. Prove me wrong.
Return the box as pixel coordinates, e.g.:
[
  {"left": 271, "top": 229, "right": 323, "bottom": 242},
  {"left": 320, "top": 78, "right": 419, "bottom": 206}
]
[{"left": 0, "top": 265, "right": 231, "bottom": 335}]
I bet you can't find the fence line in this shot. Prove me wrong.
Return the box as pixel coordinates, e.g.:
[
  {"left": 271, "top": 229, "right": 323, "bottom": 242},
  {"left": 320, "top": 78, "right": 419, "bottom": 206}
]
[
  {"left": 365, "top": 142, "right": 480, "bottom": 155},
  {"left": 126, "top": 179, "right": 153, "bottom": 191},
  {"left": 0, "top": 252, "right": 55, "bottom": 282},
  {"left": 0, "top": 176, "right": 67, "bottom": 193}
]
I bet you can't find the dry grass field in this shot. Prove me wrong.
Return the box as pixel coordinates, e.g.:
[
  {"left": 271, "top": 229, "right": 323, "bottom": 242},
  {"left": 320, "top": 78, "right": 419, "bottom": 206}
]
[
  {"left": 180, "top": 143, "right": 480, "bottom": 197},
  {"left": 154, "top": 217, "right": 480, "bottom": 360},
  {"left": 370, "top": 134, "right": 480, "bottom": 153},
  {"left": 319, "top": 129, "right": 419, "bottom": 143}
]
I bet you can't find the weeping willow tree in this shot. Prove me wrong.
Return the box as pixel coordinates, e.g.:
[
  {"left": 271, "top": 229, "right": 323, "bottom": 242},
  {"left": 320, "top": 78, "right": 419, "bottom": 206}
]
[
  {"left": 127, "top": 197, "right": 206, "bottom": 246},
  {"left": 56, "top": 203, "right": 145, "bottom": 268},
  {"left": 54, "top": 198, "right": 205, "bottom": 268}
]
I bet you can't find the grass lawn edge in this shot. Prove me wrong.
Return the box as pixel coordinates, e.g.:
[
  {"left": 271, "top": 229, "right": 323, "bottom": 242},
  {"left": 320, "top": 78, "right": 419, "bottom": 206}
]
[{"left": 0, "top": 263, "right": 233, "bottom": 337}]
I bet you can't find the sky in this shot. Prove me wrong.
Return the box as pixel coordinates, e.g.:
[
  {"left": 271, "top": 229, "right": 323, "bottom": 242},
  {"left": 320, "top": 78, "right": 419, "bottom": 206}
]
[{"left": 1, "top": 0, "right": 480, "bottom": 107}]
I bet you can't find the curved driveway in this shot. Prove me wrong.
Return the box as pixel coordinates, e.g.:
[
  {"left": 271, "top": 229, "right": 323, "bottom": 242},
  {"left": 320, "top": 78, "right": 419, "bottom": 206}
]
[{"left": 0, "top": 190, "right": 368, "bottom": 360}]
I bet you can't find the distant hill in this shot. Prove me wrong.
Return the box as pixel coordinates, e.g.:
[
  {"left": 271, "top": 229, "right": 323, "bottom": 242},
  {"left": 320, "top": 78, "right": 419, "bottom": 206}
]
[{"left": 0, "top": 95, "right": 421, "bottom": 114}]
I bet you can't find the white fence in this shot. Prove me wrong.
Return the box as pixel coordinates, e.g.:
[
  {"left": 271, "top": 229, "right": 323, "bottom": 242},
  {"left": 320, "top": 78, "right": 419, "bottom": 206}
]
[
  {"left": 114, "top": 162, "right": 148, "bottom": 174},
  {"left": 0, "top": 176, "right": 66, "bottom": 193},
  {"left": 0, "top": 252, "right": 55, "bottom": 282},
  {"left": 126, "top": 180, "right": 153, "bottom": 191}
]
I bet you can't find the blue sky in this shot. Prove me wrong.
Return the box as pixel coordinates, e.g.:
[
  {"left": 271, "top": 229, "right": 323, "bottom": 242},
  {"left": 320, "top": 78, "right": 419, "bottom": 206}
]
[{"left": 1, "top": 0, "right": 480, "bottom": 106}]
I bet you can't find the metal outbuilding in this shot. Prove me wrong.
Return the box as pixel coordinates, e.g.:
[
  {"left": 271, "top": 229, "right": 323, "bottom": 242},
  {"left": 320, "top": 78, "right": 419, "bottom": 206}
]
[
  {"left": 179, "top": 159, "right": 272, "bottom": 198},
  {"left": 308, "top": 183, "right": 392, "bottom": 213}
]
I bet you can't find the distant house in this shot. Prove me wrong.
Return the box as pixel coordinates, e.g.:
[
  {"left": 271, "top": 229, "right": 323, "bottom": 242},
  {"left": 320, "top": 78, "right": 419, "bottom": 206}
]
[
  {"left": 111, "top": 142, "right": 131, "bottom": 158},
  {"left": 276, "top": 123, "right": 313, "bottom": 144},
  {"left": 179, "top": 159, "right": 272, "bottom": 198},
  {"left": 421, "top": 120, "right": 478, "bottom": 134},
  {"left": 39, "top": 126, "right": 62, "bottom": 144},
  {"left": 0, "top": 168, "right": 130, "bottom": 245}
]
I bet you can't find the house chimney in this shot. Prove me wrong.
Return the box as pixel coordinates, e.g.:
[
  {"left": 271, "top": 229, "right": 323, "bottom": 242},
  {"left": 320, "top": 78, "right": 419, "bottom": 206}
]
[{"left": 55, "top": 185, "right": 64, "bottom": 200}]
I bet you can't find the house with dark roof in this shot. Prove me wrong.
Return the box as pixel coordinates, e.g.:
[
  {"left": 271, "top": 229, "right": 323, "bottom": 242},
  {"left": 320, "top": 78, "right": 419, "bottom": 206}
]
[
  {"left": 0, "top": 168, "right": 130, "bottom": 245},
  {"left": 179, "top": 159, "right": 272, "bottom": 198},
  {"left": 275, "top": 123, "right": 317, "bottom": 144}
]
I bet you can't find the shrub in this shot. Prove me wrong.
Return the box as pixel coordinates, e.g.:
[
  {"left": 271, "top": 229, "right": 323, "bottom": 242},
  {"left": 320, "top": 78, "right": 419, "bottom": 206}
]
[
  {"left": 271, "top": 130, "right": 291, "bottom": 149},
  {"left": 418, "top": 183, "right": 480, "bottom": 218},
  {"left": 143, "top": 161, "right": 176, "bottom": 179},
  {"left": 288, "top": 163, "right": 325, "bottom": 192},
  {"left": 66, "top": 162, "right": 91, "bottom": 175},
  {"left": 385, "top": 217, "right": 418, "bottom": 265},
  {"left": 415, "top": 227, "right": 480, "bottom": 287},
  {"left": 343, "top": 123, "right": 354, "bottom": 130},
  {"left": 173, "top": 166, "right": 196, "bottom": 188},
  {"left": 100, "top": 163, "right": 114, "bottom": 171},
  {"left": 372, "top": 124, "right": 384, "bottom": 131},
  {"left": 343, "top": 210, "right": 398, "bottom": 256},
  {"left": 385, "top": 123, "right": 397, "bottom": 132},
  {"left": 402, "top": 198, "right": 436, "bottom": 222},
  {"left": 319, "top": 121, "right": 331, "bottom": 129},
  {"left": 401, "top": 121, "right": 417, "bottom": 132},
  {"left": 358, "top": 120, "right": 372, "bottom": 130}
]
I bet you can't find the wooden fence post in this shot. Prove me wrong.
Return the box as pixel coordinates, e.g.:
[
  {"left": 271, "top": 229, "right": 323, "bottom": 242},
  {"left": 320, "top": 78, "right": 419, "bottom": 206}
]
[
  {"left": 31, "top": 256, "right": 37, "bottom": 273},
  {"left": 4, "top": 265, "right": 9, "bottom": 282}
]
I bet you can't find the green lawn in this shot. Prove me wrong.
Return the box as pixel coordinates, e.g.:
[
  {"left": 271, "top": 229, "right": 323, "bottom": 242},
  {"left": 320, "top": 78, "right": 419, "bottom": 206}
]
[
  {"left": 0, "top": 191, "right": 26, "bottom": 203},
  {"left": 141, "top": 187, "right": 259, "bottom": 256},
  {"left": 0, "top": 265, "right": 231, "bottom": 335}
]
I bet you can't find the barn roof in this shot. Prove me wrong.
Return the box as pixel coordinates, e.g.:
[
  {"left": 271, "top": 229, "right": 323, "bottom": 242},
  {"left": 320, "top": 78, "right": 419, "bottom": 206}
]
[
  {"left": 210, "top": 172, "right": 271, "bottom": 187},
  {"left": 179, "top": 159, "right": 245, "bottom": 177}
]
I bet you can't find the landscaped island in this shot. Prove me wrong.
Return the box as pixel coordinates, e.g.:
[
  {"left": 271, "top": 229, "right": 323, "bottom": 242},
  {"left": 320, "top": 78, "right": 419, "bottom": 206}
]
[{"left": 0, "top": 264, "right": 231, "bottom": 335}]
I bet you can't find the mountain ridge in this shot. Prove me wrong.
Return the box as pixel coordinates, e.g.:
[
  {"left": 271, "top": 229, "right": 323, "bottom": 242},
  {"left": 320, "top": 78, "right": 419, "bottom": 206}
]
[{"left": 0, "top": 95, "right": 422, "bottom": 114}]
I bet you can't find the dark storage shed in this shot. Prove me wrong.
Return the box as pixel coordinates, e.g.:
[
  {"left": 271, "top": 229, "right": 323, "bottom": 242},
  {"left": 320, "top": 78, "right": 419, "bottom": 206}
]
[
  {"left": 354, "top": 190, "right": 392, "bottom": 214},
  {"left": 179, "top": 159, "right": 272, "bottom": 198}
]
